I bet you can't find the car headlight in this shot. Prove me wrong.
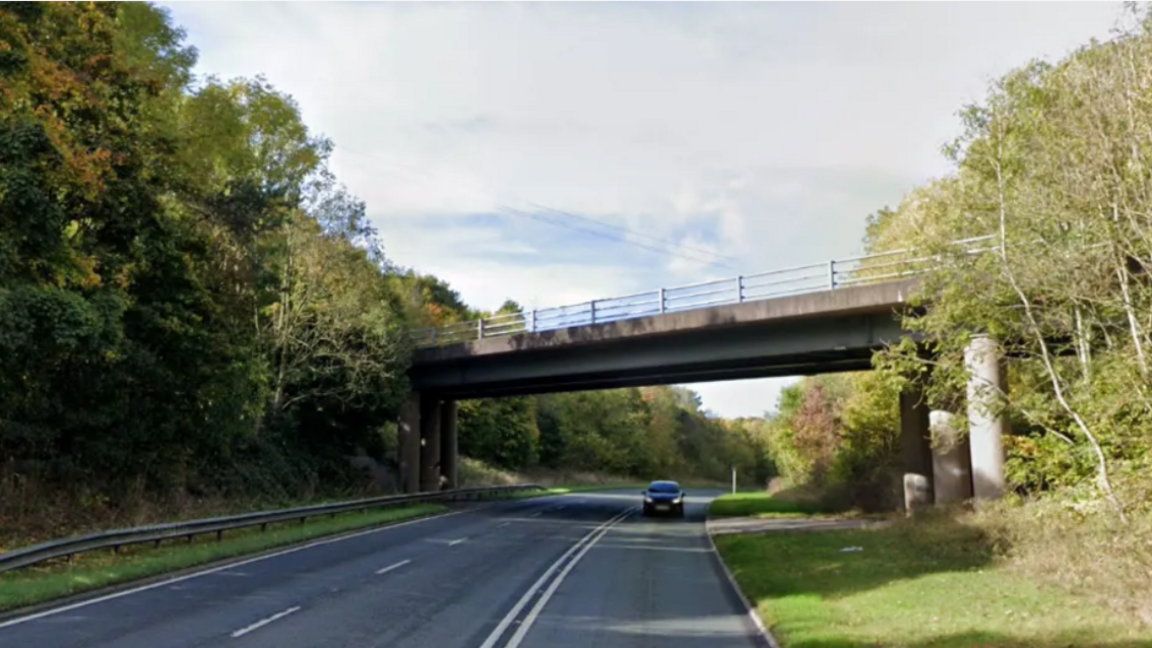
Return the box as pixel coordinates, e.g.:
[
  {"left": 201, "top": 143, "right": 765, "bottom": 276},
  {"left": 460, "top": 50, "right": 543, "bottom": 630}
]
[
  {"left": 644, "top": 496, "right": 653, "bottom": 503},
  {"left": 671, "top": 496, "right": 682, "bottom": 504}
]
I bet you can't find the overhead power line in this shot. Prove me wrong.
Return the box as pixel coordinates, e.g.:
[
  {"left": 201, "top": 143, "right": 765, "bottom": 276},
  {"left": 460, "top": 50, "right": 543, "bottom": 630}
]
[
  {"left": 337, "top": 146, "right": 734, "bottom": 270},
  {"left": 499, "top": 207, "right": 732, "bottom": 270},
  {"left": 527, "top": 202, "right": 735, "bottom": 263}
]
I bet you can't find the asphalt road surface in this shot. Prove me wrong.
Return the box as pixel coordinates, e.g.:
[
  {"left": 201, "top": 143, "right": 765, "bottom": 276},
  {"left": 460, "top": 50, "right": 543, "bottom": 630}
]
[{"left": 0, "top": 490, "right": 766, "bottom": 648}]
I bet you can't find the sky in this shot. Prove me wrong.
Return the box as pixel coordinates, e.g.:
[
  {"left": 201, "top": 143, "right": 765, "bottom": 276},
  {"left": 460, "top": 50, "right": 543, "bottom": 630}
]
[{"left": 162, "top": 1, "right": 1124, "bottom": 418}]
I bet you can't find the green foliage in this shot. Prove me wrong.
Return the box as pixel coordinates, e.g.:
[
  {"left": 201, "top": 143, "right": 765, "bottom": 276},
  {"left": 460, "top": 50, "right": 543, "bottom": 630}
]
[
  {"left": 458, "top": 386, "right": 774, "bottom": 485},
  {"left": 458, "top": 397, "right": 539, "bottom": 471},
  {"left": 0, "top": 2, "right": 414, "bottom": 506},
  {"left": 765, "top": 4, "right": 1152, "bottom": 517},
  {"left": 865, "top": 4, "right": 1152, "bottom": 513},
  {"left": 759, "top": 373, "right": 903, "bottom": 511}
]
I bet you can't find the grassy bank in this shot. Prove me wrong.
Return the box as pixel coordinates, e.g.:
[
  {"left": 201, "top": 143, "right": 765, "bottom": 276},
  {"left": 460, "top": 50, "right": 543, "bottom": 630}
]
[
  {"left": 709, "top": 494, "right": 1150, "bottom": 647},
  {"left": 708, "top": 491, "right": 842, "bottom": 518},
  {"left": 0, "top": 504, "right": 446, "bottom": 614}
]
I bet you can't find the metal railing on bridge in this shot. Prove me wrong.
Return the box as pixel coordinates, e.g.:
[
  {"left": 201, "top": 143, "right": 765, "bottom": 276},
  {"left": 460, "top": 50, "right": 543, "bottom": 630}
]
[{"left": 409, "top": 235, "right": 997, "bottom": 348}]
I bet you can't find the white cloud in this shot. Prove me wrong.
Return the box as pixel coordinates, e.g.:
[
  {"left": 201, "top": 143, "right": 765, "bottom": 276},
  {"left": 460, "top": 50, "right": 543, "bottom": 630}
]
[{"left": 165, "top": 1, "right": 1124, "bottom": 416}]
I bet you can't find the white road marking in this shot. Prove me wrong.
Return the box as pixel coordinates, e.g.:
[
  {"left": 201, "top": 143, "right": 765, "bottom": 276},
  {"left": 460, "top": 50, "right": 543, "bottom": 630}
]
[
  {"left": 497, "top": 522, "right": 511, "bottom": 528},
  {"left": 705, "top": 522, "right": 782, "bottom": 648},
  {"left": 448, "top": 538, "right": 467, "bottom": 547},
  {"left": 528, "top": 511, "right": 542, "bottom": 518},
  {"left": 230, "top": 606, "right": 301, "bottom": 638},
  {"left": 477, "top": 508, "right": 633, "bottom": 648},
  {"left": 502, "top": 509, "right": 633, "bottom": 648},
  {"left": 0, "top": 509, "right": 470, "bottom": 630},
  {"left": 375, "top": 559, "right": 411, "bottom": 575}
]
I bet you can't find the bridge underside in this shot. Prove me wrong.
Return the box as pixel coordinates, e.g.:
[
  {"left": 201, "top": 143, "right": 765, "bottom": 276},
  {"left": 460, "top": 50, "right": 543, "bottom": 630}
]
[{"left": 410, "top": 311, "right": 905, "bottom": 400}]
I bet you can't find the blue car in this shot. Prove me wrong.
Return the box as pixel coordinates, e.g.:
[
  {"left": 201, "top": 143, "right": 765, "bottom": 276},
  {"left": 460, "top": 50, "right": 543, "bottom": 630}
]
[{"left": 642, "top": 480, "right": 685, "bottom": 517}]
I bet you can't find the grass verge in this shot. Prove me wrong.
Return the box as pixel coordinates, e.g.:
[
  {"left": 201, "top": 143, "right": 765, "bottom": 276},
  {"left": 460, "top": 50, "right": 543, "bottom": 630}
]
[
  {"left": 481, "top": 483, "right": 646, "bottom": 501},
  {"left": 0, "top": 503, "right": 446, "bottom": 614},
  {"left": 713, "top": 514, "right": 1150, "bottom": 647},
  {"left": 708, "top": 491, "right": 843, "bottom": 518}
]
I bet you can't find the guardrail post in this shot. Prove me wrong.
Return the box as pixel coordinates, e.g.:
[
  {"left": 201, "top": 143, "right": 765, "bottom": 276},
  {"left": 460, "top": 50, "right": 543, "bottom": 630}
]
[
  {"left": 737, "top": 276, "right": 745, "bottom": 302},
  {"left": 529, "top": 309, "right": 537, "bottom": 333},
  {"left": 430, "top": 329, "right": 437, "bottom": 345},
  {"left": 658, "top": 288, "right": 666, "bottom": 313},
  {"left": 590, "top": 300, "right": 597, "bottom": 324},
  {"left": 477, "top": 319, "right": 485, "bottom": 340},
  {"left": 828, "top": 260, "right": 837, "bottom": 290}
]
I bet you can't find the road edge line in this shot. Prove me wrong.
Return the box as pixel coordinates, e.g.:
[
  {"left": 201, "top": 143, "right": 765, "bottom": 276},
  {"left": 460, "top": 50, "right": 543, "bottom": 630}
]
[
  {"left": 704, "top": 516, "right": 783, "bottom": 648},
  {"left": 0, "top": 505, "right": 471, "bottom": 629}
]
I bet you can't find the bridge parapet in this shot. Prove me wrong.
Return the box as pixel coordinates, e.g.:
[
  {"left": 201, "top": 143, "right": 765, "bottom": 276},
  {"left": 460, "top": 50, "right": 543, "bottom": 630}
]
[{"left": 409, "top": 235, "right": 995, "bottom": 349}]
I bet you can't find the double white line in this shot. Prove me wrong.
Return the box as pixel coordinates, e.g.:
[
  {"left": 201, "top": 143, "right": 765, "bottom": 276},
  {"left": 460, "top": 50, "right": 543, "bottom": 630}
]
[{"left": 478, "top": 507, "right": 635, "bottom": 648}]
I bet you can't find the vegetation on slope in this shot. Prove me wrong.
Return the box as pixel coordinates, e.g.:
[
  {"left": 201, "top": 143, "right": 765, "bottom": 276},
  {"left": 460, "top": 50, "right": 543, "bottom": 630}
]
[
  {"left": 753, "top": 4, "right": 1152, "bottom": 626},
  {"left": 0, "top": 2, "right": 771, "bottom": 551}
]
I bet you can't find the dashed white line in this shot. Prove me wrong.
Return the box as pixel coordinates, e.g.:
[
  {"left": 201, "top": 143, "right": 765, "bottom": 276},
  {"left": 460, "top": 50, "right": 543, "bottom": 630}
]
[
  {"left": 448, "top": 538, "right": 467, "bottom": 547},
  {"left": 230, "top": 606, "right": 301, "bottom": 638},
  {"left": 528, "top": 511, "right": 542, "bottom": 518},
  {"left": 375, "top": 559, "right": 411, "bottom": 575},
  {"left": 497, "top": 522, "right": 511, "bottom": 528}
]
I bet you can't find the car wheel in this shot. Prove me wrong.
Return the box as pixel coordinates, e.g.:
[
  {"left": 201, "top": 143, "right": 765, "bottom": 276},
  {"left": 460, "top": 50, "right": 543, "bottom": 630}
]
[
  {"left": 677, "top": 504, "right": 685, "bottom": 518},
  {"left": 642, "top": 505, "right": 650, "bottom": 517}
]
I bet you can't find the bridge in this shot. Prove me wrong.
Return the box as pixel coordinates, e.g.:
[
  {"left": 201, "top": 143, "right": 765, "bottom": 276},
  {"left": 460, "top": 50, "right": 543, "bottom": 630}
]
[{"left": 399, "top": 236, "right": 1007, "bottom": 516}]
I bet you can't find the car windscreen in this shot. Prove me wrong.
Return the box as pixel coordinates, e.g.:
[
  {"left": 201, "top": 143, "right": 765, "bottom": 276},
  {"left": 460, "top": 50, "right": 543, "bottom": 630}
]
[{"left": 647, "top": 482, "right": 680, "bottom": 493}]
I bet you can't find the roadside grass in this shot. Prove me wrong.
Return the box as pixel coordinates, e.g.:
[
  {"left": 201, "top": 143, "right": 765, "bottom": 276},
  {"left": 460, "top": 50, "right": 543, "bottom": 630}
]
[
  {"left": 0, "top": 503, "right": 446, "bottom": 614},
  {"left": 713, "top": 512, "right": 1150, "bottom": 647},
  {"left": 708, "top": 491, "right": 845, "bottom": 518},
  {"left": 481, "top": 483, "right": 646, "bottom": 501}
]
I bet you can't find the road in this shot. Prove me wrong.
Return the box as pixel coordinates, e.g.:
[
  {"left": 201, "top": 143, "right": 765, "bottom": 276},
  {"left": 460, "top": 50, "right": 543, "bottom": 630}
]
[{"left": 0, "top": 490, "right": 766, "bottom": 648}]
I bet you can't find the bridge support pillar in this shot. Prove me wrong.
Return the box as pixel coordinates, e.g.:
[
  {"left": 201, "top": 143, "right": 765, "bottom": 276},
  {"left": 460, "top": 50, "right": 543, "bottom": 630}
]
[
  {"left": 420, "top": 396, "right": 442, "bottom": 492},
  {"left": 965, "top": 334, "right": 1008, "bottom": 500},
  {"left": 398, "top": 392, "right": 422, "bottom": 494},
  {"left": 900, "top": 385, "right": 935, "bottom": 515},
  {"left": 930, "top": 410, "right": 973, "bottom": 504},
  {"left": 440, "top": 399, "right": 458, "bottom": 489}
]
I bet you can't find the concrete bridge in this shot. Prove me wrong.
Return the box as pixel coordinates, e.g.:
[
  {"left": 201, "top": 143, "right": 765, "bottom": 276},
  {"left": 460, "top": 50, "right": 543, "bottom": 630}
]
[
  {"left": 400, "top": 236, "right": 1005, "bottom": 511},
  {"left": 400, "top": 275, "right": 1008, "bottom": 515}
]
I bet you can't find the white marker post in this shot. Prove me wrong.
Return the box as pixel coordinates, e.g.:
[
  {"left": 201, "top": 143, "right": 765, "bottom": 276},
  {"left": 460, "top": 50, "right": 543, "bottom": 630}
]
[{"left": 731, "top": 464, "right": 737, "bottom": 494}]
